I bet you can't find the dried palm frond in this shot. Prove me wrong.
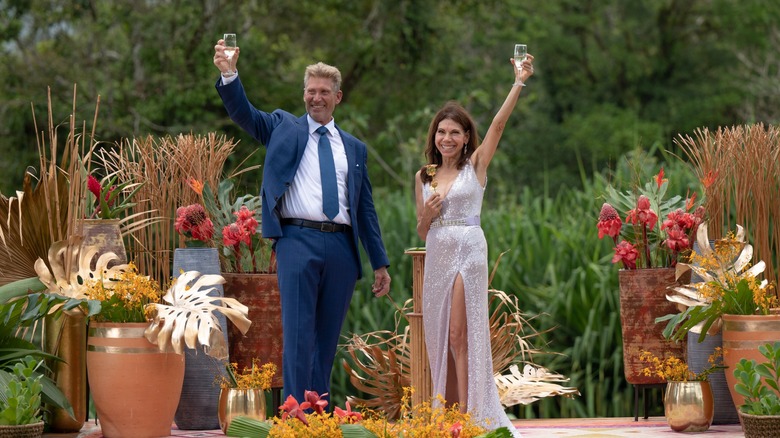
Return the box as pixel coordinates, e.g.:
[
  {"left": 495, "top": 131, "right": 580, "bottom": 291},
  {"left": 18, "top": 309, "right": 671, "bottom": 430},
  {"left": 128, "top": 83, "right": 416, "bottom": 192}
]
[
  {"left": 342, "top": 329, "right": 412, "bottom": 419},
  {"left": 0, "top": 86, "right": 94, "bottom": 286},
  {"left": 144, "top": 270, "right": 250, "bottom": 360},
  {"left": 341, "top": 288, "right": 557, "bottom": 418},
  {"left": 495, "top": 364, "right": 580, "bottom": 407},
  {"left": 33, "top": 238, "right": 128, "bottom": 300}
]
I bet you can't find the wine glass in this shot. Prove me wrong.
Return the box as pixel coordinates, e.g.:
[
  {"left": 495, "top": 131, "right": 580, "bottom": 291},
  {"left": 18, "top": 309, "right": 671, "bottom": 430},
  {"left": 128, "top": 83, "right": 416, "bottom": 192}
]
[
  {"left": 223, "top": 33, "right": 237, "bottom": 76},
  {"left": 513, "top": 44, "right": 527, "bottom": 86}
]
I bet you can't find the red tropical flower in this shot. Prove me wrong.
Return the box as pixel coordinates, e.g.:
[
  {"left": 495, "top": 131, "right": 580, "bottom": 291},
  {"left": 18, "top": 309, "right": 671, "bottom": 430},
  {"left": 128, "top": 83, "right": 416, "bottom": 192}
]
[
  {"left": 663, "top": 225, "right": 690, "bottom": 253},
  {"left": 175, "top": 204, "right": 214, "bottom": 244},
  {"left": 279, "top": 395, "right": 308, "bottom": 425},
  {"left": 655, "top": 167, "right": 668, "bottom": 188},
  {"left": 300, "top": 390, "right": 328, "bottom": 415},
  {"left": 612, "top": 241, "right": 639, "bottom": 269},
  {"left": 449, "top": 421, "right": 463, "bottom": 438},
  {"left": 334, "top": 401, "right": 363, "bottom": 424},
  {"left": 625, "top": 195, "right": 658, "bottom": 229},
  {"left": 597, "top": 203, "right": 623, "bottom": 241}
]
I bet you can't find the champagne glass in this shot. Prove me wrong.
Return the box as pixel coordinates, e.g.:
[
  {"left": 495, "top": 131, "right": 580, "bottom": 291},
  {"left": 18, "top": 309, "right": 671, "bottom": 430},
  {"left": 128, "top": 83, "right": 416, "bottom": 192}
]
[
  {"left": 223, "top": 33, "right": 237, "bottom": 76},
  {"left": 513, "top": 43, "right": 527, "bottom": 86}
]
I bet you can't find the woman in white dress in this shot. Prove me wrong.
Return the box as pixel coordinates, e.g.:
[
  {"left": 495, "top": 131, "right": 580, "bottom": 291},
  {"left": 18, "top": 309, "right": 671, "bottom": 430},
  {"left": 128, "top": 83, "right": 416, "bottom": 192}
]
[{"left": 414, "top": 53, "right": 534, "bottom": 436}]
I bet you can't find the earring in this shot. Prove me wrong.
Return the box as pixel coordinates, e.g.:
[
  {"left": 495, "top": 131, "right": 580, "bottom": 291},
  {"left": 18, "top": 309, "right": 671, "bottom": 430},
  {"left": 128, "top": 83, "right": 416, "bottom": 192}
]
[{"left": 464, "top": 143, "right": 468, "bottom": 154}]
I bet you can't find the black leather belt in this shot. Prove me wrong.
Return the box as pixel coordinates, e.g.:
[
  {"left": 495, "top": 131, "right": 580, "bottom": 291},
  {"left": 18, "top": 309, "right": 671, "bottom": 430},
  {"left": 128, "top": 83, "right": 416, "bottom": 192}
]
[{"left": 281, "top": 218, "right": 351, "bottom": 233}]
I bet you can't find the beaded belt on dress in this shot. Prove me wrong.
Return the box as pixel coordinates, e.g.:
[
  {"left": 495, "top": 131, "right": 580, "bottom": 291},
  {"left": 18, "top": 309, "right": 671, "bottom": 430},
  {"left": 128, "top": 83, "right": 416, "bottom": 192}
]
[{"left": 430, "top": 216, "right": 481, "bottom": 228}]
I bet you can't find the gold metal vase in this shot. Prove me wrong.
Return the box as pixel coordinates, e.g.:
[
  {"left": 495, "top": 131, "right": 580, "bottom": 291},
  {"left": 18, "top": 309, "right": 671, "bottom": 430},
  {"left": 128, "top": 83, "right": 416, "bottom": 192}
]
[
  {"left": 44, "top": 309, "right": 87, "bottom": 432},
  {"left": 664, "top": 380, "right": 714, "bottom": 432},
  {"left": 217, "top": 388, "right": 267, "bottom": 434}
]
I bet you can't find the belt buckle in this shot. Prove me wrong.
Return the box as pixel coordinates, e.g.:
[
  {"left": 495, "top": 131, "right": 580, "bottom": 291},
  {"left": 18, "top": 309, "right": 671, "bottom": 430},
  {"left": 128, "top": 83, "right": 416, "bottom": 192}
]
[{"left": 320, "top": 222, "right": 335, "bottom": 232}]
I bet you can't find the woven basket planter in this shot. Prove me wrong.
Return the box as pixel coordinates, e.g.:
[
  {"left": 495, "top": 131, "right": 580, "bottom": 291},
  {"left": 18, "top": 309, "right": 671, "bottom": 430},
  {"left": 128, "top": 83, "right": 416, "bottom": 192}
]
[
  {"left": 740, "top": 412, "right": 780, "bottom": 438},
  {"left": 0, "top": 422, "right": 44, "bottom": 438}
]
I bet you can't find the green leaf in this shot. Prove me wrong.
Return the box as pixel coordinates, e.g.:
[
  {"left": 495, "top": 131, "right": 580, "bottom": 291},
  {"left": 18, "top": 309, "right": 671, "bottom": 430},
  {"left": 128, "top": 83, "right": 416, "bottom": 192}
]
[{"left": 225, "top": 416, "right": 271, "bottom": 437}]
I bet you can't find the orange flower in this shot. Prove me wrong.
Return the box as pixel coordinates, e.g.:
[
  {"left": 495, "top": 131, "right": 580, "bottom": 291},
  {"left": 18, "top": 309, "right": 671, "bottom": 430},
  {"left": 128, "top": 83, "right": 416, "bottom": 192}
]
[
  {"left": 655, "top": 167, "right": 668, "bottom": 188},
  {"left": 187, "top": 178, "right": 204, "bottom": 195}
]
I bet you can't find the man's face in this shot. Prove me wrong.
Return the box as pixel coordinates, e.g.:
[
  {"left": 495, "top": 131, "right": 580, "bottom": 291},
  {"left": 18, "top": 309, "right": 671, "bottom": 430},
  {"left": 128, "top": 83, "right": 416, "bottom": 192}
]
[{"left": 303, "top": 76, "right": 342, "bottom": 125}]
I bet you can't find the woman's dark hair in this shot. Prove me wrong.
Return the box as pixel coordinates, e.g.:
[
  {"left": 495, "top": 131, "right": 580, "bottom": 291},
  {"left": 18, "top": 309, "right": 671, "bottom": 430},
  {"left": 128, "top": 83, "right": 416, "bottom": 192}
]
[{"left": 420, "top": 101, "right": 480, "bottom": 183}]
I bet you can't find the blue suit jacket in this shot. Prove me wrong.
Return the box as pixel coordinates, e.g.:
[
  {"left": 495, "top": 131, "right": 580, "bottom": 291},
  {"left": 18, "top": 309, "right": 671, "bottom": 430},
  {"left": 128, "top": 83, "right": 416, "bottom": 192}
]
[{"left": 216, "top": 76, "right": 389, "bottom": 278}]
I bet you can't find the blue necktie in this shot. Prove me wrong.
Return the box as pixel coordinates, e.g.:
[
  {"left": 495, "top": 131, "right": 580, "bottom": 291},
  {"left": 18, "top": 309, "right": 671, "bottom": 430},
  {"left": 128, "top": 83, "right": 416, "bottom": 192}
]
[{"left": 316, "top": 126, "right": 338, "bottom": 220}]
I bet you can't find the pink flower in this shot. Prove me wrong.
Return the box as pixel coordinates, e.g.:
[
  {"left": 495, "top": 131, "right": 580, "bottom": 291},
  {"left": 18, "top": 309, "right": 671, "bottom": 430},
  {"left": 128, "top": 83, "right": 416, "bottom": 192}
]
[
  {"left": 234, "top": 206, "right": 258, "bottom": 234},
  {"left": 87, "top": 175, "right": 102, "bottom": 198},
  {"left": 449, "top": 421, "right": 463, "bottom": 438},
  {"left": 279, "top": 395, "right": 308, "bottom": 425},
  {"left": 334, "top": 401, "right": 363, "bottom": 424},
  {"left": 663, "top": 225, "right": 690, "bottom": 253},
  {"left": 300, "top": 390, "right": 328, "bottom": 415},
  {"left": 597, "top": 203, "right": 623, "bottom": 240},
  {"left": 612, "top": 241, "right": 639, "bottom": 269},
  {"left": 626, "top": 195, "right": 658, "bottom": 229},
  {"left": 222, "top": 223, "right": 249, "bottom": 248},
  {"left": 175, "top": 204, "right": 214, "bottom": 243}
]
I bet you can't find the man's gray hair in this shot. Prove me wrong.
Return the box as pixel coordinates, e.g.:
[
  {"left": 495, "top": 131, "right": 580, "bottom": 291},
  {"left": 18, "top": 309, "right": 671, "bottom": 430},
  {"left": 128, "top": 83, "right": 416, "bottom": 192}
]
[{"left": 304, "top": 62, "right": 342, "bottom": 92}]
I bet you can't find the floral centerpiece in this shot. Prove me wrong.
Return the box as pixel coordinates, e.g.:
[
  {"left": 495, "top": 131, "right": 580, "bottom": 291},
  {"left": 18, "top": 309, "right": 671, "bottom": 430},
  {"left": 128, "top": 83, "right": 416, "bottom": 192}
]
[
  {"left": 220, "top": 359, "right": 276, "bottom": 391},
  {"left": 188, "top": 178, "right": 275, "bottom": 273},
  {"left": 639, "top": 348, "right": 723, "bottom": 432},
  {"left": 638, "top": 348, "right": 724, "bottom": 382},
  {"left": 597, "top": 168, "right": 704, "bottom": 269},
  {"left": 175, "top": 203, "right": 215, "bottom": 248},
  {"left": 598, "top": 167, "right": 704, "bottom": 385},
  {"left": 225, "top": 388, "right": 513, "bottom": 438},
  {"left": 658, "top": 222, "right": 777, "bottom": 343}
]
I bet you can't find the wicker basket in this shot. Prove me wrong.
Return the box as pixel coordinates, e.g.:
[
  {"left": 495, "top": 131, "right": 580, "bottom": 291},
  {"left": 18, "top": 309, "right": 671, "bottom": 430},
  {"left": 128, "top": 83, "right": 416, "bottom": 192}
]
[
  {"left": 740, "top": 412, "right": 780, "bottom": 438},
  {"left": 0, "top": 422, "right": 44, "bottom": 438}
]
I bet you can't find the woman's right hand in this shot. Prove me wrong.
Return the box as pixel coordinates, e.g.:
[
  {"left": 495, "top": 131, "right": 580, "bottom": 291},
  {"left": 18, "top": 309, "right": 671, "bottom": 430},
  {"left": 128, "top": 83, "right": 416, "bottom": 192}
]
[
  {"left": 423, "top": 192, "right": 443, "bottom": 221},
  {"left": 213, "top": 39, "right": 240, "bottom": 75}
]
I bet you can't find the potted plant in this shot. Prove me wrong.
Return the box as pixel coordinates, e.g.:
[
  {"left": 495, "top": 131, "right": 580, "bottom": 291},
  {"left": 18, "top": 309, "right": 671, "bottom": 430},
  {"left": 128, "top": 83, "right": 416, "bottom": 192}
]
[
  {"left": 170, "top": 200, "right": 225, "bottom": 429},
  {"left": 597, "top": 167, "right": 704, "bottom": 386},
  {"left": 658, "top": 222, "right": 778, "bottom": 410},
  {"left": 77, "top": 253, "right": 250, "bottom": 438},
  {"left": 638, "top": 348, "right": 723, "bottom": 432},
  {"left": 217, "top": 359, "right": 277, "bottom": 433},
  {"left": 733, "top": 341, "right": 780, "bottom": 437},
  {"left": 199, "top": 178, "right": 282, "bottom": 389},
  {"left": 0, "top": 356, "right": 46, "bottom": 438}
]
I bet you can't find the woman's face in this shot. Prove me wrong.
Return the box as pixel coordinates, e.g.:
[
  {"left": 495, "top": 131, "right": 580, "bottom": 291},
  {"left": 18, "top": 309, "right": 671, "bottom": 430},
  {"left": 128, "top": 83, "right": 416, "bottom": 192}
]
[{"left": 434, "top": 118, "right": 469, "bottom": 159}]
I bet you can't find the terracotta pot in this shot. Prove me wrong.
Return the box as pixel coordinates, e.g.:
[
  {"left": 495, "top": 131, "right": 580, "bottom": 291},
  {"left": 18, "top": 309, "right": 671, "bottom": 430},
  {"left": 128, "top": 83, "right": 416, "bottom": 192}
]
[
  {"left": 664, "top": 380, "right": 714, "bottom": 432},
  {"left": 43, "top": 309, "right": 87, "bottom": 432},
  {"left": 217, "top": 388, "right": 267, "bottom": 434},
  {"left": 87, "top": 322, "right": 184, "bottom": 438},
  {"left": 222, "top": 273, "right": 283, "bottom": 388},
  {"left": 722, "top": 313, "right": 780, "bottom": 410},
  {"left": 618, "top": 268, "right": 688, "bottom": 384}
]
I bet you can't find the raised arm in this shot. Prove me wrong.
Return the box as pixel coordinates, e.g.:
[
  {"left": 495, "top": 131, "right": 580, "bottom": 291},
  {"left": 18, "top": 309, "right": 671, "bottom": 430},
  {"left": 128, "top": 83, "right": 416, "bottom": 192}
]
[{"left": 471, "top": 54, "right": 534, "bottom": 181}]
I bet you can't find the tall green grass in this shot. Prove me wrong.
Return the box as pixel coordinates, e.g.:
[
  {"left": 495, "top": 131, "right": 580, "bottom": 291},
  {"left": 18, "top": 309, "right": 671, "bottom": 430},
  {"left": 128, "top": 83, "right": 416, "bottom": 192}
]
[{"left": 332, "top": 149, "right": 699, "bottom": 418}]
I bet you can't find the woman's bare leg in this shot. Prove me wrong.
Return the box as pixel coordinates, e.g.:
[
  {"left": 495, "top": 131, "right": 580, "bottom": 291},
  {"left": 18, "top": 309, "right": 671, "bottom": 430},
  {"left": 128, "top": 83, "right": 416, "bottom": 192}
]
[{"left": 448, "top": 273, "right": 468, "bottom": 413}]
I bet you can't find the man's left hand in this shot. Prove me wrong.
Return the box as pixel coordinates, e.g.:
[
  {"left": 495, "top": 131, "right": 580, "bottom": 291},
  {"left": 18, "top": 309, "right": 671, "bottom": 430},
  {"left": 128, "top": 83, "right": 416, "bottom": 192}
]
[{"left": 371, "top": 266, "right": 391, "bottom": 297}]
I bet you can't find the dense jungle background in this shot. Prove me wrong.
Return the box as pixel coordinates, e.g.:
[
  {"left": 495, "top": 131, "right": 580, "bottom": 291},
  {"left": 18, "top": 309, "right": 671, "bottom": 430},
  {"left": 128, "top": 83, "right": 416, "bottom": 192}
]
[{"left": 2, "top": 0, "right": 779, "bottom": 419}]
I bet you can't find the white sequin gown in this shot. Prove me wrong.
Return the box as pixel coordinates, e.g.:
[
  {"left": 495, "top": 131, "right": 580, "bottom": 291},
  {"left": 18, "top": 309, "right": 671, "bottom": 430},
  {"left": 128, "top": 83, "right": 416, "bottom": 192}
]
[{"left": 422, "top": 160, "right": 520, "bottom": 437}]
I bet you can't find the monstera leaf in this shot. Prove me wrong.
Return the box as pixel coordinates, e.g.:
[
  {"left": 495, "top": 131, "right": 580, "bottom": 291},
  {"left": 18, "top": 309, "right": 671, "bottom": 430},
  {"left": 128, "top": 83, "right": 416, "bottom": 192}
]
[{"left": 144, "top": 270, "right": 251, "bottom": 359}]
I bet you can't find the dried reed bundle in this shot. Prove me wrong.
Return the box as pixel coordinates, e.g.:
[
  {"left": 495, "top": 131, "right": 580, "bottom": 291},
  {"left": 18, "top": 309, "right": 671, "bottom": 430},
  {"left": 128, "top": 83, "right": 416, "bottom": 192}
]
[
  {"left": 0, "top": 86, "right": 92, "bottom": 284},
  {"left": 99, "top": 133, "right": 238, "bottom": 286},
  {"left": 676, "top": 124, "right": 780, "bottom": 294}
]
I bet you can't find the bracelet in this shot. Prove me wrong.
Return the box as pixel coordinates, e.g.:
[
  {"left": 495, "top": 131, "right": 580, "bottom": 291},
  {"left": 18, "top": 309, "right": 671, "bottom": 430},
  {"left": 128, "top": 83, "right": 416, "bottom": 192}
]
[{"left": 512, "top": 82, "right": 525, "bottom": 87}]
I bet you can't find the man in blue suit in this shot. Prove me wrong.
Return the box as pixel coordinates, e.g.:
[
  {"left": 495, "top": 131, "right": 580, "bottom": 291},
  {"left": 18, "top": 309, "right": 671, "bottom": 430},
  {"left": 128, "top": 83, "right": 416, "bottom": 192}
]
[{"left": 213, "top": 39, "right": 391, "bottom": 404}]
